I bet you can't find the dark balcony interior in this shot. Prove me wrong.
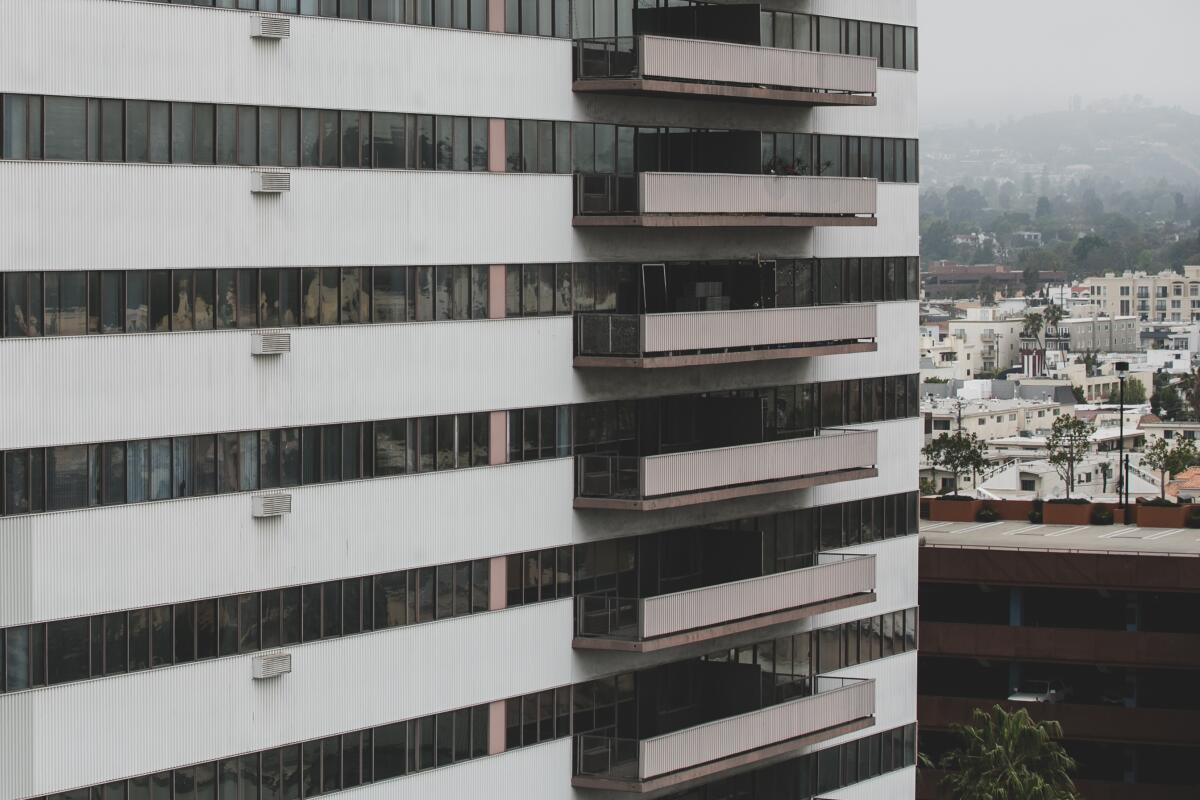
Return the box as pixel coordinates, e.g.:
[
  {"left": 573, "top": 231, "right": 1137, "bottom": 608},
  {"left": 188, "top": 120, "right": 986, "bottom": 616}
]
[
  {"left": 573, "top": 2, "right": 879, "bottom": 107},
  {"left": 573, "top": 645, "right": 822, "bottom": 778},
  {"left": 574, "top": 387, "right": 820, "bottom": 499},
  {"left": 575, "top": 521, "right": 853, "bottom": 642},
  {"left": 575, "top": 128, "right": 762, "bottom": 217},
  {"left": 916, "top": 662, "right": 1200, "bottom": 724},
  {"left": 921, "top": 582, "right": 1200, "bottom": 634}
]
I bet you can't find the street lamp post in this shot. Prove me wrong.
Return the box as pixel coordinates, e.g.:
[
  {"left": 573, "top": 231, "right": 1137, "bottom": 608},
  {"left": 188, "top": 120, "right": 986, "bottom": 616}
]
[{"left": 1116, "top": 360, "right": 1129, "bottom": 515}]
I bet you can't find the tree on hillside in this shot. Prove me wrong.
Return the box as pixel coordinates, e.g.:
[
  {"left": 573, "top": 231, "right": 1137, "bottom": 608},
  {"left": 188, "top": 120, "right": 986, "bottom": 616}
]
[
  {"left": 1184, "top": 367, "right": 1200, "bottom": 421},
  {"left": 1036, "top": 196, "right": 1053, "bottom": 220},
  {"left": 1046, "top": 416, "right": 1095, "bottom": 499},
  {"left": 923, "top": 431, "right": 988, "bottom": 497},
  {"left": 937, "top": 705, "right": 1079, "bottom": 800},
  {"left": 1106, "top": 378, "right": 1146, "bottom": 405}
]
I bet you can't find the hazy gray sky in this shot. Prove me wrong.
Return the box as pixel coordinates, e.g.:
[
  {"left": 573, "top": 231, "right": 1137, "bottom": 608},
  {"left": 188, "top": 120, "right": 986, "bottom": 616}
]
[{"left": 920, "top": 0, "right": 1200, "bottom": 127}]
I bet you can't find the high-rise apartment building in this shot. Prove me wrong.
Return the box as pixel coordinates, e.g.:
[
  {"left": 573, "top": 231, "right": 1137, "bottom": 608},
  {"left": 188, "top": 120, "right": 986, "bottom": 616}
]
[{"left": 0, "top": 2, "right": 919, "bottom": 799}]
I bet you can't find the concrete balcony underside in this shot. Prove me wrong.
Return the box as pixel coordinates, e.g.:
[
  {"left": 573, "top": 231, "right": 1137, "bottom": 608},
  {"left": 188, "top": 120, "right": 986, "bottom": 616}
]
[
  {"left": 573, "top": 304, "right": 879, "bottom": 368},
  {"left": 574, "top": 555, "right": 876, "bottom": 652},
  {"left": 921, "top": 621, "right": 1200, "bottom": 669},
  {"left": 573, "top": 213, "right": 878, "bottom": 228},
  {"left": 574, "top": 340, "right": 877, "bottom": 368},
  {"left": 573, "top": 680, "right": 875, "bottom": 793},
  {"left": 919, "top": 695, "right": 1200, "bottom": 747},
  {"left": 572, "top": 77, "right": 878, "bottom": 106}
]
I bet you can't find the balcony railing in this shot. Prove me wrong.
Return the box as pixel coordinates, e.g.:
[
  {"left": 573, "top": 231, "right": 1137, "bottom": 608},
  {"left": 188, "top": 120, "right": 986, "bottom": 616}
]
[
  {"left": 573, "top": 677, "right": 875, "bottom": 791},
  {"left": 574, "top": 429, "right": 877, "bottom": 510},
  {"left": 574, "top": 553, "right": 876, "bottom": 651},
  {"left": 573, "top": 304, "right": 878, "bottom": 367},
  {"left": 573, "top": 35, "right": 878, "bottom": 106},
  {"left": 573, "top": 173, "right": 877, "bottom": 227}
]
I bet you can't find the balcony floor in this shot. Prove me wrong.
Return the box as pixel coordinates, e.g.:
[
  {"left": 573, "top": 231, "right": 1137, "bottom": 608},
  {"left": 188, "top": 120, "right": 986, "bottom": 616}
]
[
  {"left": 573, "top": 214, "right": 878, "bottom": 228},
  {"left": 574, "top": 466, "right": 877, "bottom": 511},
  {"left": 573, "top": 341, "right": 876, "bottom": 369},
  {"left": 573, "top": 590, "right": 875, "bottom": 653},
  {"left": 570, "top": 716, "right": 872, "bottom": 794},
  {"left": 572, "top": 78, "right": 878, "bottom": 107}
]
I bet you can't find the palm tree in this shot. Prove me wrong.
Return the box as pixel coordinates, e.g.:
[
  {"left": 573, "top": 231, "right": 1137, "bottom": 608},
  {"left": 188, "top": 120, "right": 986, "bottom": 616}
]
[
  {"left": 1042, "top": 303, "right": 1065, "bottom": 346},
  {"left": 938, "top": 705, "right": 1079, "bottom": 800},
  {"left": 1021, "top": 311, "right": 1044, "bottom": 348}
]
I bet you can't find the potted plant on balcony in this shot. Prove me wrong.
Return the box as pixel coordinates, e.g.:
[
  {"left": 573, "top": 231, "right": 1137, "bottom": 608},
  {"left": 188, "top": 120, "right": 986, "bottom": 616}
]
[
  {"left": 1043, "top": 416, "right": 1097, "bottom": 525},
  {"left": 923, "top": 431, "right": 988, "bottom": 522}
]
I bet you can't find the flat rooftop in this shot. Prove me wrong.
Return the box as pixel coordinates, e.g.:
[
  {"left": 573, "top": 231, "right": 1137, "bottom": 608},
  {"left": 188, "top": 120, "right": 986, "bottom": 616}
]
[{"left": 921, "top": 519, "right": 1200, "bottom": 557}]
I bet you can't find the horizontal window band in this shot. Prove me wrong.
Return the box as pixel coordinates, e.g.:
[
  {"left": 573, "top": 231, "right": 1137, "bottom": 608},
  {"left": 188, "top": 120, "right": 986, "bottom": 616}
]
[
  {"left": 0, "top": 259, "right": 919, "bottom": 340},
  {"left": 0, "top": 490, "right": 917, "bottom": 695}
]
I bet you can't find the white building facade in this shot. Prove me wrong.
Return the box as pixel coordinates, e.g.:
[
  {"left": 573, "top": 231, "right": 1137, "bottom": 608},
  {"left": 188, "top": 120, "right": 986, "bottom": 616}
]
[{"left": 0, "top": 2, "right": 919, "bottom": 799}]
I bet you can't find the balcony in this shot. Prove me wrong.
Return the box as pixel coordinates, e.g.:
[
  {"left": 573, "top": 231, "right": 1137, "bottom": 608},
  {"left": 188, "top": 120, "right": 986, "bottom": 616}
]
[
  {"left": 573, "top": 677, "right": 875, "bottom": 792},
  {"left": 573, "top": 304, "right": 878, "bottom": 368},
  {"left": 921, "top": 622, "right": 1200, "bottom": 670},
  {"left": 574, "top": 553, "right": 876, "bottom": 652},
  {"left": 574, "top": 428, "right": 878, "bottom": 511},
  {"left": 573, "top": 173, "right": 878, "bottom": 228},
  {"left": 574, "top": 35, "right": 878, "bottom": 107},
  {"left": 919, "top": 695, "right": 1200, "bottom": 748}
]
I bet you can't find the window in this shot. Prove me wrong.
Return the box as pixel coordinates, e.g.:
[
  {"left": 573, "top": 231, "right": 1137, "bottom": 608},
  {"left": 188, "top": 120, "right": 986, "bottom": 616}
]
[{"left": 2, "top": 93, "right": 489, "bottom": 173}]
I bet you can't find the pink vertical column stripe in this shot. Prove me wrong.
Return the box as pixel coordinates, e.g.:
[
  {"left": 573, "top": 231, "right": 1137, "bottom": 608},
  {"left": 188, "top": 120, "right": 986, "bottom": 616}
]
[
  {"left": 489, "top": 556, "right": 508, "bottom": 611},
  {"left": 488, "top": 264, "right": 507, "bottom": 319},
  {"left": 489, "top": 410, "right": 508, "bottom": 465},
  {"left": 488, "top": 119, "right": 507, "bottom": 173},
  {"left": 487, "top": 0, "right": 505, "bottom": 32},
  {"left": 488, "top": 699, "right": 508, "bottom": 754}
]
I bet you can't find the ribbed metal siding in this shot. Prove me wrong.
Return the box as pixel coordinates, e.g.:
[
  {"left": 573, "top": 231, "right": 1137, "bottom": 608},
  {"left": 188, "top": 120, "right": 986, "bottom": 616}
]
[
  {"left": 0, "top": 317, "right": 573, "bottom": 450},
  {"left": 640, "top": 554, "right": 876, "bottom": 639},
  {"left": 642, "top": 303, "right": 877, "bottom": 353},
  {"left": 0, "top": 308, "right": 917, "bottom": 453},
  {"left": 640, "top": 35, "right": 877, "bottom": 94},
  {"left": 806, "top": 0, "right": 918, "bottom": 26},
  {"left": 0, "top": 162, "right": 575, "bottom": 270},
  {"left": 639, "top": 173, "right": 877, "bottom": 216},
  {"left": 640, "top": 429, "right": 877, "bottom": 498},
  {"left": 0, "top": 459, "right": 578, "bottom": 628},
  {"left": 0, "top": 600, "right": 575, "bottom": 798},
  {"left": 1, "top": 0, "right": 570, "bottom": 120},
  {"left": 638, "top": 679, "right": 875, "bottom": 779},
  {"left": 809, "top": 182, "right": 918, "bottom": 259}
]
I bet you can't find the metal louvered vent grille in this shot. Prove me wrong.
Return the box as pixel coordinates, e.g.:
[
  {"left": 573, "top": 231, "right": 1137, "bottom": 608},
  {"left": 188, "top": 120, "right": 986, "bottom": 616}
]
[
  {"left": 252, "top": 331, "right": 291, "bottom": 355},
  {"left": 252, "top": 15, "right": 291, "bottom": 39},
  {"left": 252, "top": 652, "right": 292, "bottom": 680},
  {"left": 252, "top": 170, "right": 291, "bottom": 193},
  {"left": 253, "top": 493, "right": 292, "bottom": 518}
]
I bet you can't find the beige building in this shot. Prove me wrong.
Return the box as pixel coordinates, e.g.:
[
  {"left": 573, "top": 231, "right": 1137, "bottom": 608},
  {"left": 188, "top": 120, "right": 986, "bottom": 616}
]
[
  {"left": 947, "top": 308, "right": 1024, "bottom": 374},
  {"left": 1081, "top": 266, "right": 1200, "bottom": 323},
  {"left": 920, "top": 331, "right": 975, "bottom": 382}
]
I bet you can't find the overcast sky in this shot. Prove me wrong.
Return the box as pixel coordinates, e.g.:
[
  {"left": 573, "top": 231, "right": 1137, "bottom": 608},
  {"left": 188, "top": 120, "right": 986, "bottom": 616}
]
[{"left": 920, "top": 0, "right": 1200, "bottom": 127}]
